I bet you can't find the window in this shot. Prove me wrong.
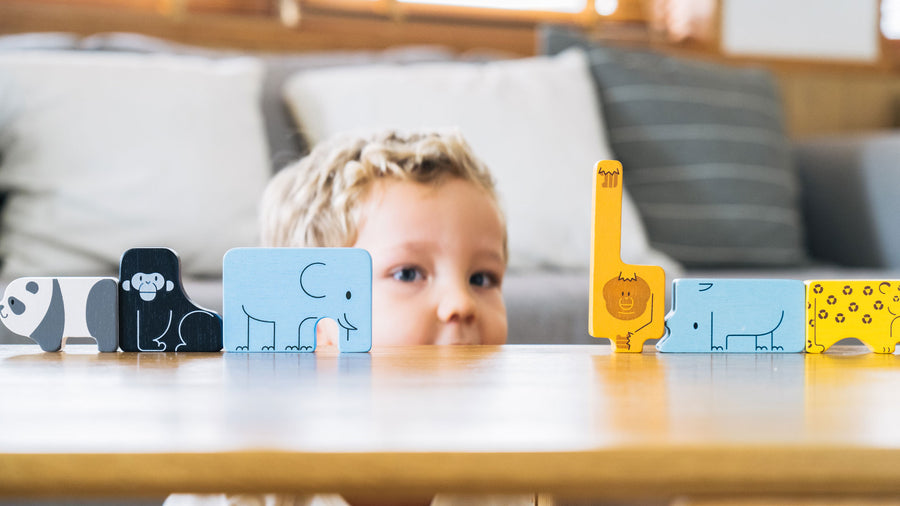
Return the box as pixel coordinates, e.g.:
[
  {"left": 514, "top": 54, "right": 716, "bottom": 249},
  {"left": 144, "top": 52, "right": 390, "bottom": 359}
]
[
  {"left": 21, "top": 0, "right": 643, "bottom": 28},
  {"left": 883, "top": 0, "right": 900, "bottom": 38},
  {"left": 301, "top": 0, "right": 642, "bottom": 23},
  {"left": 595, "top": 0, "right": 618, "bottom": 16},
  {"left": 397, "top": 0, "right": 586, "bottom": 12}
]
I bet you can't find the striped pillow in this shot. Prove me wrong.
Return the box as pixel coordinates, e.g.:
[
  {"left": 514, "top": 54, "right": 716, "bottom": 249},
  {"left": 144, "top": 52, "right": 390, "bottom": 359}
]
[{"left": 541, "top": 26, "right": 808, "bottom": 268}]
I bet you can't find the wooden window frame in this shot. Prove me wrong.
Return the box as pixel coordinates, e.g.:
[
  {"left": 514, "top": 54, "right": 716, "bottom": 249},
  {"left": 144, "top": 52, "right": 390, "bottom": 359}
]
[
  {"left": 300, "top": 0, "right": 648, "bottom": 25},
  {"left": 9, "top": 0, "right": 650, "bottom": 29}
]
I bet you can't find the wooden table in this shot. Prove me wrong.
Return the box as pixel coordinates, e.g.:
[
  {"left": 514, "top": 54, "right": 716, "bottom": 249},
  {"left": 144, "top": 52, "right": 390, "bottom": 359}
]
[{"left": 0, "top": 344, "right": 899, "bottom": 503}]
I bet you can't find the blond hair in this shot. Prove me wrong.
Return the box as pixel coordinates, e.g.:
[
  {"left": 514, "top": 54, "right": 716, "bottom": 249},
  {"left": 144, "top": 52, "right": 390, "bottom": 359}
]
[{"left": 260, "top": 129, "right": 505, "bottom": 258}]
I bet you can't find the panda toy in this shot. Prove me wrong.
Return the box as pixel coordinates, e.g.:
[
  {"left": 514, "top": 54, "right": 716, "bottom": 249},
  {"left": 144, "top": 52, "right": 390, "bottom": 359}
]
[{"left": 0, "top": 277, "right": 118, "bottom": 352}]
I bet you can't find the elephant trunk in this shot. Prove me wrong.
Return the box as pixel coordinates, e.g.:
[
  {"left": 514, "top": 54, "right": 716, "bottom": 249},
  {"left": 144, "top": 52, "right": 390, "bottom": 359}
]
[{"left": 338, "top": 313, "right": 358, "bottom": 342}]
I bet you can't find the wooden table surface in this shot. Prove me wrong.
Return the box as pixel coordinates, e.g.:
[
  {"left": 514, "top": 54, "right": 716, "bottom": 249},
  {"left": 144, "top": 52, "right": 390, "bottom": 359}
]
[{"left": 0, "top": 344, "right": 899, "bottom": 501}]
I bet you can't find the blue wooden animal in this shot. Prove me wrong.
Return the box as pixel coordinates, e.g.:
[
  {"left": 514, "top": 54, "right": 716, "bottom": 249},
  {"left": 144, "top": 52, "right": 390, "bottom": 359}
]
[
  {"left": 0, "top": 277, "right": 118, "bottom": 352},
  {"left": 118, "top": 247, "right": 222, "bottom": 352},
  {"left": 657, "top": 279, "right": 805, "bottom": 353},
  {"left": 223, "top": 247, "right": 372, "bottom": 353}
]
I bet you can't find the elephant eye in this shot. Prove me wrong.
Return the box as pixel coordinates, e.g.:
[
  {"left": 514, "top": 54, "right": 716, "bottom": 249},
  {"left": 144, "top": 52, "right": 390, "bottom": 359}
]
[
  {"left": 693, "top": 322, "right": 699, "bottom": 329},
  {"left": 345, "top": 291, "right": 351, "bottom": 300}
]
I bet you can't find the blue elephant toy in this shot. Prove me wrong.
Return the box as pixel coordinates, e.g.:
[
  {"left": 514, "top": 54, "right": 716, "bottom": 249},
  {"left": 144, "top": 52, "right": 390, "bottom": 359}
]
[
  {"left": 657, "top": 279, "right": 805, "bottom": 353},
  {"left": 223, "top": 248, "right": 372, "bottom": 353}
]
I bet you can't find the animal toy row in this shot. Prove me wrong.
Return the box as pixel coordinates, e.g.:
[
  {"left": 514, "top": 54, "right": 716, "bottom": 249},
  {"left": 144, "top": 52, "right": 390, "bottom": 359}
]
[
  {"left": 0, "top": 247, "right": 372, "bottom": 353},
  {"left": 590, "top": 160, "right": 900, "bottom": 354},
  {"left": 2, "top": 160, "right": 893, "bottom": 355}
]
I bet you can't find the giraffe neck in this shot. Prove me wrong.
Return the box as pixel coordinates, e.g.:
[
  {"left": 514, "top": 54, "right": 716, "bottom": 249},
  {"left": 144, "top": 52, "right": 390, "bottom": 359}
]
[{"left": 591, "top": 163, "right": 623, "bottom": 266}]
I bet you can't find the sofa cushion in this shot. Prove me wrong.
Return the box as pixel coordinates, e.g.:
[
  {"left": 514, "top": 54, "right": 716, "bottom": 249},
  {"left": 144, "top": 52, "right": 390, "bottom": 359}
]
[
  {"left": 0, "top": 33, "right": 83, "bottom": 264},
  {"left": 0, "top": 32, "right": 81, "bottom": 50},
  {"left": 79, "top": 32, "right": 457, "bottom": 170},
  {"left": 541, "top": 26, "right": 808, "bottom": 268},
  {"left": 282, "top": 48, "right": 682, "bottom": 274},
  {"left": 0, "top": 50, "right": 270, "bottom": 277}
]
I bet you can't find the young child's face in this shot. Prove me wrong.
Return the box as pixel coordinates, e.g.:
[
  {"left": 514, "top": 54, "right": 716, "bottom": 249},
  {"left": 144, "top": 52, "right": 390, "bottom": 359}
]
[{"left": 352, "top": 177, "right": 507, "bottom": 346}]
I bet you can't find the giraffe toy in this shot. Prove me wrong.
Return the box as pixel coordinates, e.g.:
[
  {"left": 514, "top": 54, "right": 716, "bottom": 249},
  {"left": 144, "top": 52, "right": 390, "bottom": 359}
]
[{"left": 589, "top": 160, "right": 666, "bottom": 352}]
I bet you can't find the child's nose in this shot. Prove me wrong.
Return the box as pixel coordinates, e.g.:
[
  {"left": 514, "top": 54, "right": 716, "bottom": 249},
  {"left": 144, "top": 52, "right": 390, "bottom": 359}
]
[{"left": 437, "top": 281, "right": 476, "bottom": 325}]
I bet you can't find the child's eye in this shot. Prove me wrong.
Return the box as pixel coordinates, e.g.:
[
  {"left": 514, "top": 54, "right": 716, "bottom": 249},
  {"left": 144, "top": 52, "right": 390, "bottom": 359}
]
[
  {"left": 470, "top": 272, "right": 499, "bottom": 289},
  {"left": 391, "top": 267, "right": 423, "bottom": 283}
]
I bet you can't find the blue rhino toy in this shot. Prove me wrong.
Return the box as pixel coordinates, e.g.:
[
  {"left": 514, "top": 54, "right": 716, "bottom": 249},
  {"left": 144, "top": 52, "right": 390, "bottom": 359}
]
[
  {"left": 657, "top": 279, "right": 805, "bottom": 353},
  {"left": 223, "top": 247, "right": 372, "bottom": 353}
]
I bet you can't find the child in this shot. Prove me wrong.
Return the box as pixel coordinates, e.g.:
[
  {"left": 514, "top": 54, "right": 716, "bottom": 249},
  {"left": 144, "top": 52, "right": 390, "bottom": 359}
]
[
  {"left": 165, "top": 131, "right": 518, "bottom": 505},
  {"left": 260, "top": 129, "right": 508, "bottom": 347}
]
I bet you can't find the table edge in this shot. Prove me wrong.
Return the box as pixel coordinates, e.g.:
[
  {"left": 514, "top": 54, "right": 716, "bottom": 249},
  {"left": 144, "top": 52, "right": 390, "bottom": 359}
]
[{"left": 2, "top": 446, "right": 899, "bottom": 499}]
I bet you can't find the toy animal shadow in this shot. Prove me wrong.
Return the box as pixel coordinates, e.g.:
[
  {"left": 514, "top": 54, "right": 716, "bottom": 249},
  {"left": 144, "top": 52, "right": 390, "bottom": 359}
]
[
  {"left": 118, "top": 247, "right": 222, "bottom": 352},
  {"left": 223, "top": 247, "right": 372, "bottom": 353}
]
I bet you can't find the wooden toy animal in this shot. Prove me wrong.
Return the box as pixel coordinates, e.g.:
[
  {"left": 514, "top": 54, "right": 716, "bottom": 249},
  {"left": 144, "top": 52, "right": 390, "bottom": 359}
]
[
  {"left": 0, "top": 277, "right": 118, "bottom": 352},
  {"left": 657, "top": 279, "right": 805, "bottom": 353},
  {"left": 223, "top": 247, "right": 372, "bottom": 353},
  {"left": 589, "top": 160, "right": 666, "bottom": 352},
  {"left": 118, "top": 247, "right": 222, "bottom": 352},
  {"left": 806, "top": 280, "right": 900, "bottom": 354}
]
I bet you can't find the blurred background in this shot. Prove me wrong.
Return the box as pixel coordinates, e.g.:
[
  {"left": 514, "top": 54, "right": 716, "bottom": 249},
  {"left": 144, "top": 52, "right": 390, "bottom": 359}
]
[{"left": 3, "top": 0, "right": 900, "bottom": 138}]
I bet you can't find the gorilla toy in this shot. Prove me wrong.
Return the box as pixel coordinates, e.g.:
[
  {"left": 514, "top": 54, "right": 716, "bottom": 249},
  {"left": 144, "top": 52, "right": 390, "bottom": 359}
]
[{"left": 118, "top": 247, "right": 222, "bottom": 352}]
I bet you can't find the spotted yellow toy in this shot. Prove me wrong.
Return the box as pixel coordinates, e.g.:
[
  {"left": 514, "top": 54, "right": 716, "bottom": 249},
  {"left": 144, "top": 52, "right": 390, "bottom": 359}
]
[
  {"left": 589, "top": 160, "right": 666, "bottom": 352},
  {"left": 806, "top": 280, "right": 900, "bottom": 354}
]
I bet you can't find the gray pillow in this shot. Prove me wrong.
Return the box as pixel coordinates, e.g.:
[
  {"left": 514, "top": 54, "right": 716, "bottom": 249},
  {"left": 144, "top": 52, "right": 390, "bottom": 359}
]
[{"left": 541, "top": 26, "right": 808, "bottom": 268}]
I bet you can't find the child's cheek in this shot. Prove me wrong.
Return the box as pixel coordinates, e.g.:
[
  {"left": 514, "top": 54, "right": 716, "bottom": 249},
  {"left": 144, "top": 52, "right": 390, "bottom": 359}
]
[
  {"left": 484, "top": 294, "right": 509, "bottom": 345},
  {"left": 371, "top": 285, "right": 434, "bottom": 346}
]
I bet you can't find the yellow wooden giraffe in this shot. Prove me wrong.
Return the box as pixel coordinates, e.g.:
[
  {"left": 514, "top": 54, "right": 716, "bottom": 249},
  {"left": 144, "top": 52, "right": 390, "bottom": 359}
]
[
  {"left": 589, "top": 160, "right": 666, "bottom": 352},
  {"left": 806, "top": 280, "right": 900, "bottom": 354}
]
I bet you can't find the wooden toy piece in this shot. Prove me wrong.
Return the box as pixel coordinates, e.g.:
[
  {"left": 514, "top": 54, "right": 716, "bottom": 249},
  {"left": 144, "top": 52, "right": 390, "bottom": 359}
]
[
  {"left": 657, "top": 279, "right": 805, "bottom": 353},
  {"left": 223, "top": 247, "right": 372, "bottom": 353},
  {"left": 118, "top": 247, "right": 222, "bottom": 352},
  {"left": 806, "top": 280, "right": 900, "bottom": 354},
  {"left": 589, "top": 160, "right": 666, "bottom": 352},
  {"left": 0, "top": 277, "right": 118, "bottom": 352}
]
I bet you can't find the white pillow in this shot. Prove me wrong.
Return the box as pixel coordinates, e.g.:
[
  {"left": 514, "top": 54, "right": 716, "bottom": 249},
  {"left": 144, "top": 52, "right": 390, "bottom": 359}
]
[
  {"left": 283, "top": 48, "right": 680, "bottom": 273},
  {"left": 0, "top": 51, "right": 271, "bottom": 277}
]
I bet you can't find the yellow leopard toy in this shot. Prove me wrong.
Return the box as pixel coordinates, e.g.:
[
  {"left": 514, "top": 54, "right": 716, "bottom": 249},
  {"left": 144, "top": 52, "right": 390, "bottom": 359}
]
[{"left": 806, "top": 280, "right": 900, "bottom": 353}]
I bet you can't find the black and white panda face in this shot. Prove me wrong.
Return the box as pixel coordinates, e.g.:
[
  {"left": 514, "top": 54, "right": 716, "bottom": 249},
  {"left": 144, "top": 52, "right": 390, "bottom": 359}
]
[
  {"left": 0, "top": 278, "right": 52, "bottom": 337},
  {"left": 3, "top": 281, "right": 39, "bottom": 318}
]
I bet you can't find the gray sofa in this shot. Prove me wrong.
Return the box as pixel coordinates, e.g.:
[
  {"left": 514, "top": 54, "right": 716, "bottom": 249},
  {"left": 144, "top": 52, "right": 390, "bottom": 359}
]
[
  {"left": 1, "top": 31, "right": 898, "bottom": 347},
  {"left": 505, "top": 131, "right": 900, "bottom": 345}
]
